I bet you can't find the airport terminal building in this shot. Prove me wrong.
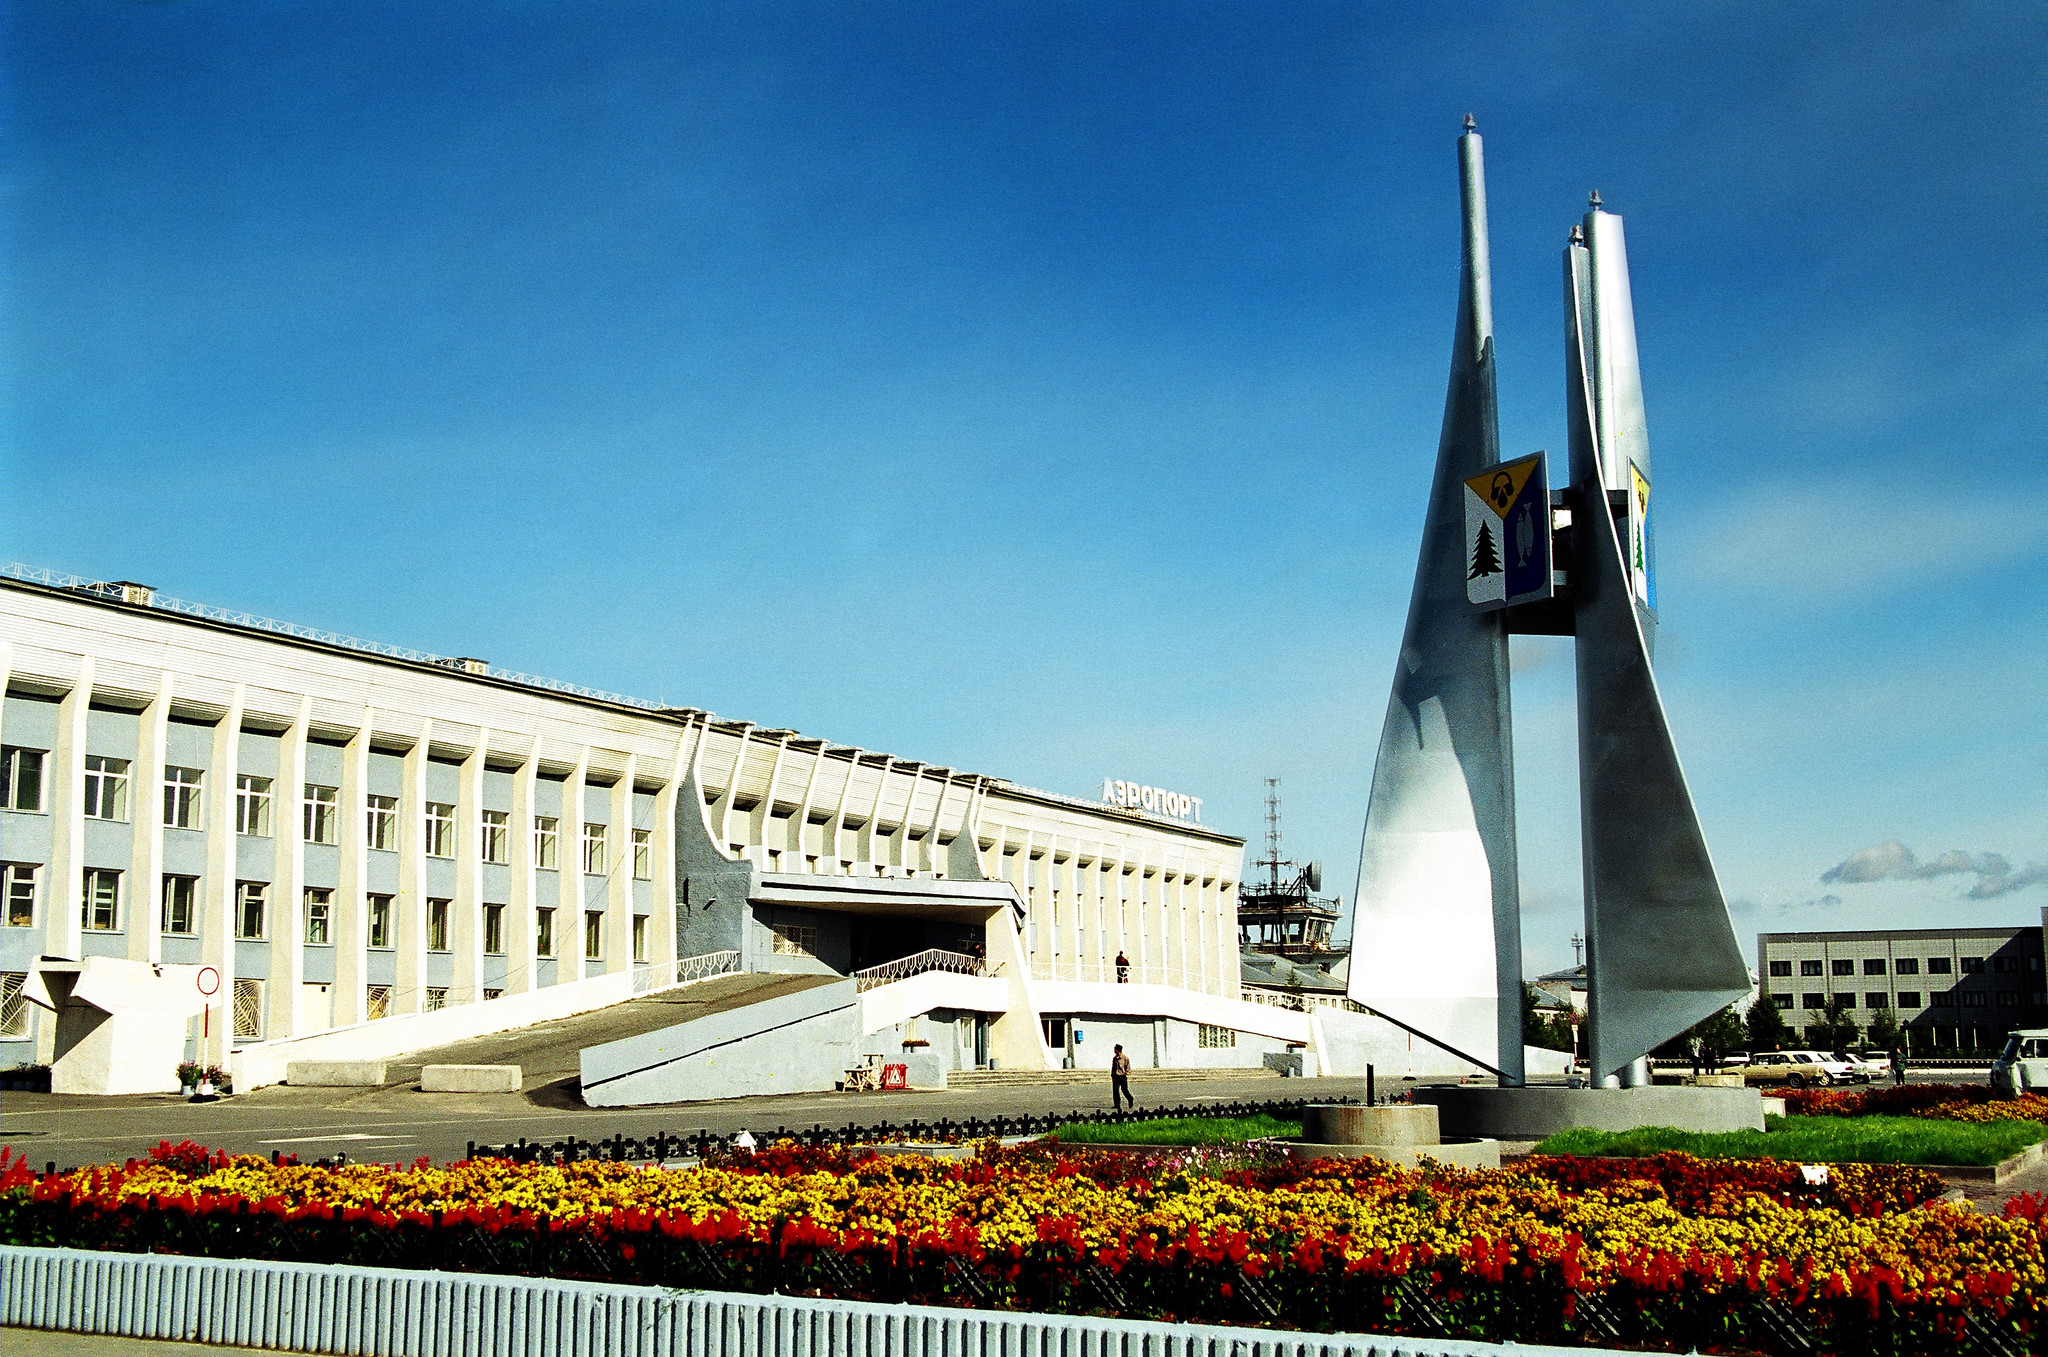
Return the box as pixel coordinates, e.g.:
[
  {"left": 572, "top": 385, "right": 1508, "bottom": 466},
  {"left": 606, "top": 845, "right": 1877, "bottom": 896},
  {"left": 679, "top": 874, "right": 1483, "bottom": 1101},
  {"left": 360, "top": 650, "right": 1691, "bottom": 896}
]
[{"left": 0, "top": 567, "right": 1395, "bottom": 1096}]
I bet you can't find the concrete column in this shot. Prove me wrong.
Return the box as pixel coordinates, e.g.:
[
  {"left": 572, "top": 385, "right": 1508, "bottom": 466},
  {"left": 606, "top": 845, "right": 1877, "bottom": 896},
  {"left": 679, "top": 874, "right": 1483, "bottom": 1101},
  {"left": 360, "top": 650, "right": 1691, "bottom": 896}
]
[
  {"left": 127, "top": 670, "right": 173, "bottom": 965},
  {"left": 1073, "top": 850, "right": 1091, "bottom": 981},
  {"left": 860, "top": 757, "right": 892, "bottom": 870},
  {"left": 751, "top": 737, "right": 788, "bottom": 868},
  {"left": 451, "top": 729, "right": 487, "bottom": 1005},
  {"left": 558, "top": 749, "right": 588, "bottom": 983},
  {"left": 650, "top": 736, "right": 683, "bottom": 964},
  {"left": 791, "top": 743, "right": 824, "bottom": 872},
  {"left": 713, "top": 726, "right": 752, "bottom": 856},
  {"left": 923, "top": 775, "right": 952, "bottom": 877},
  {"left": 44, "top": 655, "right": 92, "bottom": 969},
  {"left": 607, "top": 753, "right": 637, "bottom": 971},
  {"left": 199, "top": 686, "right": 245, "bottom": 1066},
  {"left": 506, "top": 754, "right": 537, "bottom": 993},
  {"left": 824, "top": 749, "right": 861, "bottom": 872},
  {"left": 393, "top": 721, "right": 431, "bottom": 1015},
  {"left": 332, "top": 709, "right": 371, "bottom": 1025},
  {"left": 265, "top": 695, "right": 311, "bottom": 1039}
]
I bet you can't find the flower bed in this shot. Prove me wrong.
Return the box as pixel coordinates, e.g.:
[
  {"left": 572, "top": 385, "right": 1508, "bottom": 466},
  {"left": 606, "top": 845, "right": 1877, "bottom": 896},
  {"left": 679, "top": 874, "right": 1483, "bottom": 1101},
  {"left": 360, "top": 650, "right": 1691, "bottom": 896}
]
[
  {"left": 1, "top": 1140, "right": 2038, "bottom": 1356},
  {"left": 1781, "top": 1083, "right": 2048, "bottom": 1123}
]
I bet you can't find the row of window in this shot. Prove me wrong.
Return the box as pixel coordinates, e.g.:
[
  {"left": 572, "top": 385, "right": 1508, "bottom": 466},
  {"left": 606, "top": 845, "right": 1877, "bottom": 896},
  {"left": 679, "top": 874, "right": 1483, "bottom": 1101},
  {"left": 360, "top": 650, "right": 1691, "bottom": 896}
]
[
  {"left": 2, "top": 747, "right": 653, "bottom": 875},
  {"left": 0, "top": 863, "right": 646, "bottom": 960},
  {"left": 1773, "top": 988, "right": 2035, "bottom": 1011},
  {"left": 1766, "top": 954, "right": 2027, "bottom": 978}
]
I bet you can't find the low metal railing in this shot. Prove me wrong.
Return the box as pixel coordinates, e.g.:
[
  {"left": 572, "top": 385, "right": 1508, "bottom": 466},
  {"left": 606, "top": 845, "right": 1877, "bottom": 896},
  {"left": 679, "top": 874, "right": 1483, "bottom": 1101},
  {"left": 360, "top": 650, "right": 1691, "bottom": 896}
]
[
  {"left": 1240, "top": 986, "right": 1369, "bottom": 1015},
  {"left": 1028, "top": 958, "right": 1218, "bottom": 992},
  {"left": 635, "top": 950, "right": 743, "bottom": 994},
  {"left": 851, "top": 949, "right": 984, "bottom": 992}
]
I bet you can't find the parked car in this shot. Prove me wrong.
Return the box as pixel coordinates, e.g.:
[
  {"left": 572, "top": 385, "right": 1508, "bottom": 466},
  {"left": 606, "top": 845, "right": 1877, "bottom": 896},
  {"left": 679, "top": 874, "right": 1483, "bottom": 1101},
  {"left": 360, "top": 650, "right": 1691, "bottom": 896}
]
[
  {"left": 1842, "top": 1051, "right": 1892, "bottom": 1079},
  {"left": 1991, "top": 1029, "right": 2048, "bottom": 1095},
  {"left": 1719, "top": 1051, "right": 1751, "bottom": 1069},
  {"left": 1733, "top": 1050, "right": 1851, "bottom": 1087},
  {"left": 1792, "top": 1050, "right": 1866, "bottom": 1084}
]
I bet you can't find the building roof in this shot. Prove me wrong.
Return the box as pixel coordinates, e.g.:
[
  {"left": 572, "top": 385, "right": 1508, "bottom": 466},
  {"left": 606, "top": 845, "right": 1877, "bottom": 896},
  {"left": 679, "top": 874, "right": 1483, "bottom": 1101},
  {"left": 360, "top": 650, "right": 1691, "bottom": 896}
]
[
  {"left": 5, "top": 564, "right": 1243, "bottom": 846},
  {"left": 1238, "top": 949, "right": 1347, "bottom": 993}
]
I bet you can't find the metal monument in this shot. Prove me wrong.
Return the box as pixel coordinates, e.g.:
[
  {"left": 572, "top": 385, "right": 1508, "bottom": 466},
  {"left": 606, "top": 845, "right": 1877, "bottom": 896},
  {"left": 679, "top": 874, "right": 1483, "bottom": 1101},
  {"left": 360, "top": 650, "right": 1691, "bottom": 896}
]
[{"left": 1346, "top": 119, "right": 1749, "bottom": 1087}]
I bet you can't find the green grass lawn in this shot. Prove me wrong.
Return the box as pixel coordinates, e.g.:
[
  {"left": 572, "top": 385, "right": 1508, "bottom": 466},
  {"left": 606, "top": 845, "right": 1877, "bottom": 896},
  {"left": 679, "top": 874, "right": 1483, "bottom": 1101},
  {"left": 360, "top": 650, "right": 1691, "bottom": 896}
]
[
  {"left": 1534, "top": 1114, "right": 2048, "bottom": 1167},
  {"left": 1050, "top": 1113, "right": 1303, "bottom": 1146}
]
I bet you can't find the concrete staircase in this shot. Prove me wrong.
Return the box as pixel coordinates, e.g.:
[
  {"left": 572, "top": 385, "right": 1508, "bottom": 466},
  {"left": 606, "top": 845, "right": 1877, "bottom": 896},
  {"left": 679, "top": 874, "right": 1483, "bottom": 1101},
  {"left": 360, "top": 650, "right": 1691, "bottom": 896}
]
[{"left": 948, "top": 1065, "right": 1281, "bottom": 1089}]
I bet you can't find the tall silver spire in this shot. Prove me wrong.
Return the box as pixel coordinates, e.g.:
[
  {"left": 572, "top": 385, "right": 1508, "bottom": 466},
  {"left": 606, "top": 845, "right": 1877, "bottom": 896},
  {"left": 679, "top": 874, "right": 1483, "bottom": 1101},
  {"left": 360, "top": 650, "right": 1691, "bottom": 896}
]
[
  {"left": 1565, "top": 202, "right": 1749, "bottom": 1082},
  {"left": 1346, "top": 122, "right": 1524, "bottom": 1083}
]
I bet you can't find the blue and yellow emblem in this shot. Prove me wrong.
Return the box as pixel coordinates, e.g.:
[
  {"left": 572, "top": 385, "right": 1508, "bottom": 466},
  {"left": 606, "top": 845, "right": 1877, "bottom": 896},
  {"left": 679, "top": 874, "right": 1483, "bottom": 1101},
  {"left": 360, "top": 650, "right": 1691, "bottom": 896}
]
[{"left": 1461, "top": 452, "right": 1551, "bottom": 610}]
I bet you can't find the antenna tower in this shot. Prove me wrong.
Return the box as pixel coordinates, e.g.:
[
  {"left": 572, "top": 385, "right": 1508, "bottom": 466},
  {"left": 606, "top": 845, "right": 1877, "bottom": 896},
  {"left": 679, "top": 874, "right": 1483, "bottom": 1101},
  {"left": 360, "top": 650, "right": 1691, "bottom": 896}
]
[{"left": 1262, "top": 777, "right": 1283, "bottom": 890}]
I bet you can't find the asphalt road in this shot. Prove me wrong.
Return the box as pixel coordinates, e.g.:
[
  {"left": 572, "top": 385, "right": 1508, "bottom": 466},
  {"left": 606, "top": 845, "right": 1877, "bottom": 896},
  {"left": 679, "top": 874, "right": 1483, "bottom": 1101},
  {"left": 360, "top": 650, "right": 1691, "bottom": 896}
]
[
  {"left": 0, "top": 1065, "right": 1988, "bottom": 1171},
  {"left": 0, "top": 1071, "right": 1354, "bottom": 1169}
]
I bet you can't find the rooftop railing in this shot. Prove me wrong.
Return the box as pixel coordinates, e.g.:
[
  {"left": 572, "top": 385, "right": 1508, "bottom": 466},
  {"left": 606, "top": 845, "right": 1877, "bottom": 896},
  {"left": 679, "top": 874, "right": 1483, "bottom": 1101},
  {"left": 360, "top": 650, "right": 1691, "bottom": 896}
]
[{"left": 5, "top": 561, "right": 666, "bottom": 711}]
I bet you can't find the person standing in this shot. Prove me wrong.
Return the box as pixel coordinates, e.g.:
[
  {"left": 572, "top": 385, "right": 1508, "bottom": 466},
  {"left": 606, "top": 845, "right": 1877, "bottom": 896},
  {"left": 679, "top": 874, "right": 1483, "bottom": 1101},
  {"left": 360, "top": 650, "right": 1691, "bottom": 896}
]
[
  {"left": 1891, "top": 1048, "right": 1906, "bottom": 1086},
  {"left": 1111, "top": 1044, "right": 1134, "bottom": 1111},
  {"left": 1115, "top": 950, "right": 1130, "bottom": 983}
]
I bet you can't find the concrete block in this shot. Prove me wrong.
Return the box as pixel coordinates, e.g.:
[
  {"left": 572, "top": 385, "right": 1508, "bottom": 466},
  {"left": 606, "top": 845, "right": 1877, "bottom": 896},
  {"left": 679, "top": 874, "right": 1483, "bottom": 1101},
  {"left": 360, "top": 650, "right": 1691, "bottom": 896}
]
[
  {"left": 1690, "top": 1073, "right": 1745, "bottom": 1088},
  {"left": 1303, "top": 1103, "right": 1440, "bottom": 1146},
  {"left": 287, "top": 1060, "right": 388, "bottom": 1087},
  {"left": 1413, "top": 1085, "right": 1765, "bottom": 1139},
  {"left": 581, "top": 979, "right": 859, "bottom": 1107},
  {"left": 420, "top": 1064, "right": 521, "bottom": 1093}
]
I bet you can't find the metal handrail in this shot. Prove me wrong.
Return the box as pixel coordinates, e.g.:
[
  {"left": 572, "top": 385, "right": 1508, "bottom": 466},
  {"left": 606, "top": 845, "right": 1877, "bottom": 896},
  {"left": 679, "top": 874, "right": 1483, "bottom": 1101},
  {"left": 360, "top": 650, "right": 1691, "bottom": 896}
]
[
  {"left": 634, "top": 950, "right": 743, "bottom": 994},
  {"left": 851, "top": 948, "right": 985, "bottom": 992},
  {"left": 4, "top": 561, "right": 667, "bottom": 712}
]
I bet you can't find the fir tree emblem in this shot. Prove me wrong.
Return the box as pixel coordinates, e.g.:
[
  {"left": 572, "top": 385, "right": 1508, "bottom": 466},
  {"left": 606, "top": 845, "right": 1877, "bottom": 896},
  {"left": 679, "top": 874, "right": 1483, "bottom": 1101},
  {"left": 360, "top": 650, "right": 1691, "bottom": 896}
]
[{"left": 1468, "top": 522, "right": 1502, "bottom": 579}]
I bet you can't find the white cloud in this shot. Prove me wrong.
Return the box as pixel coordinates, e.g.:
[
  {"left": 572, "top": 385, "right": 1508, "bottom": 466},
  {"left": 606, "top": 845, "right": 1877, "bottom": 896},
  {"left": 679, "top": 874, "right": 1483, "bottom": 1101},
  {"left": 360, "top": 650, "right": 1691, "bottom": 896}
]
[
  {"left": 1671, "top": 483, "right": 2045, "bottom": 605},
  {"left": 1820, "top": 839, "right": 2047, "bottom": 899}
]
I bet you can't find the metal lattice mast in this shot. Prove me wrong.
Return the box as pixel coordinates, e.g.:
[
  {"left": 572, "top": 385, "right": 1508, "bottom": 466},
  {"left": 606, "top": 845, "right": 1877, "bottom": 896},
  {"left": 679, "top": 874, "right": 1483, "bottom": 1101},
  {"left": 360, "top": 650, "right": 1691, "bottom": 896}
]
[{"left": 1263, "top": 778, "right": 1284, "bottom": 890}]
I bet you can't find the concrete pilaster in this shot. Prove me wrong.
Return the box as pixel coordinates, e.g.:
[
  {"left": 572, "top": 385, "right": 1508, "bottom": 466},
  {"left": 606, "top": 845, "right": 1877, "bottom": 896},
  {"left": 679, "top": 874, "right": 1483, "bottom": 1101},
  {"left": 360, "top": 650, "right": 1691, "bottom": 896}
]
[
  {"left": 122, "top": 671, "right": 171, "bottom": 966},
  {"left": 332, "top": 709, "right": 370, "bottom": 1025},
  {"left": 265, "top": 695, "right": 310, "bottom": 1039},
  {"left": 199, "top": 686, "right": 244, "bottom": 1067},
  {"left": 452, "top": 730, "right": 486, "bottom": 1005},
  {"left": 507, "top": 755, "right": 537, "bottom": 992},
  {"left": 393, "top": 721, "right": 431, "bottom": 1015}
]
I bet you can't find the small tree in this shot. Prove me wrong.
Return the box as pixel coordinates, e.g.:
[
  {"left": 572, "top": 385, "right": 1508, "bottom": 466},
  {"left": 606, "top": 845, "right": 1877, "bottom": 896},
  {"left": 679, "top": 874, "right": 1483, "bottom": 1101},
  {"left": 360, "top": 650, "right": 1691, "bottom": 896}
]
[
  {"left": 1866, "top": 1006, "right": 1904, "bottom": 1054},
  {"left": 1469, "top": 523, "right": 1502, "bottom": 579},
  {"left": 1690, "top": 1005, "right": 1746, "bottom": 1064},
  {"left": 1522, "top": 984, "right": 1574, "bottom": 1053},
  {"left": 1818, "top": 996, "right": 1860, "bottom": 1055},
  {"left": 1746, "top": 996, "right": 1792, "bottom": 1053}
]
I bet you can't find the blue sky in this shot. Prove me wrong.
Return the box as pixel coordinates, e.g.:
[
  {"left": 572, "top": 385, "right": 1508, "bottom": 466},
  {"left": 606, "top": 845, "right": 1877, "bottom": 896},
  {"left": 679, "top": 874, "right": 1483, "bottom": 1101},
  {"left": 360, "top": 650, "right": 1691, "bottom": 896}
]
[{"left": 5, "top": 3, "right": 2043, "bottom": 974}]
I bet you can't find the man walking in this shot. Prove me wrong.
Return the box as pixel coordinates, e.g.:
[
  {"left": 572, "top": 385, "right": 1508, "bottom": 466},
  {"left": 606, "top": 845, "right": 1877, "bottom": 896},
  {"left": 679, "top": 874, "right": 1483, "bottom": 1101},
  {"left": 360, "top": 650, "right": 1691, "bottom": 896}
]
[
  {"left": 1111, "top": 1043, "right": 1134, "bottom": 1111},
  {"left": 1115, "top": 950, "right": 1130, "bottom": 983}
]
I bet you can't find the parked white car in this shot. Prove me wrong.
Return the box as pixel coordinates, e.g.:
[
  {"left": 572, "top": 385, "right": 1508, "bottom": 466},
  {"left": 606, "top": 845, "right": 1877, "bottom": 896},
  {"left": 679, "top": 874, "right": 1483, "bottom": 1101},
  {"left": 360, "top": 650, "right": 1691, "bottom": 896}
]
[
  {"left": 1789, "top": 1050, "right": 1866, "bottom": 1084},
  {"left": 1842, "top": 1051, "right": 1892, "bottom": 1079},
  {"left": 1991, "top": 1030, "right": 2048, "bottom": 1095}
]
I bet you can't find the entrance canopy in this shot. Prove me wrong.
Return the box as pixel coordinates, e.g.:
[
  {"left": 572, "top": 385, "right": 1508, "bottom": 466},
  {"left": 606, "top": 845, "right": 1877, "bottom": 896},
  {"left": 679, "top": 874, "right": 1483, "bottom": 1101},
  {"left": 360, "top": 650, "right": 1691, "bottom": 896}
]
[{"left": 750, "top": 872, "right": 1024, "bottom": 924}]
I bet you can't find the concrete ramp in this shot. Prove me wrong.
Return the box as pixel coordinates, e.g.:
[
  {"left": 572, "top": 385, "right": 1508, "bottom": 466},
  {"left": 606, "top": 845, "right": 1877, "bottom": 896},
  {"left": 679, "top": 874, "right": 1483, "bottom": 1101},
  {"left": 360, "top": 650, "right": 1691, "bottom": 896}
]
[
  {"left": 581, "top": 975, "right": 859, "bottom": 1107},
  {"left": 380, "top": 973, "right": 835, "bottom": 1096}
]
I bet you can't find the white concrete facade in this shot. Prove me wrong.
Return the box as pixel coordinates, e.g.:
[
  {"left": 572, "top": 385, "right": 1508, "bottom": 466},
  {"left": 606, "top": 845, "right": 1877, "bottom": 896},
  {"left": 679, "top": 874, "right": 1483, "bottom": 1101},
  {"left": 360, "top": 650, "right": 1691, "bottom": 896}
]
[{"left": 0, "top": 576, "right": 1254, "bottom": 1089}]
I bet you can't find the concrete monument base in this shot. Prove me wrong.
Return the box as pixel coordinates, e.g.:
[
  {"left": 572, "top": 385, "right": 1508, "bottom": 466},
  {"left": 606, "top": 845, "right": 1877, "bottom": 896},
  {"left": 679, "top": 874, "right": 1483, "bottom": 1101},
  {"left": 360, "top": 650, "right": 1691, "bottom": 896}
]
[
  {"left": 1281, "top": 1103, "right": 1502, "bottom": 1170},
  {"left": 1412, "top": 1085, "right": 1764, "bottom": 1140}
]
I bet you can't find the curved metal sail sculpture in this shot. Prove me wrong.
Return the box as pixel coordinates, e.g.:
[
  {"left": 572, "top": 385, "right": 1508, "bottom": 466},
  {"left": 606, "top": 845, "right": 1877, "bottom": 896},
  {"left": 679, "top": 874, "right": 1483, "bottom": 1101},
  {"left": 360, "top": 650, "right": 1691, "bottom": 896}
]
[
  {"left": 1347, "top": 128, "right": 1747, "bottom": 1088},
  {"left": 1565, "top": 203, "right": 1750, "bottom": 1080},
  {"left": 1346, "top": 122, "right": 1524, "bottom": 1083}
]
